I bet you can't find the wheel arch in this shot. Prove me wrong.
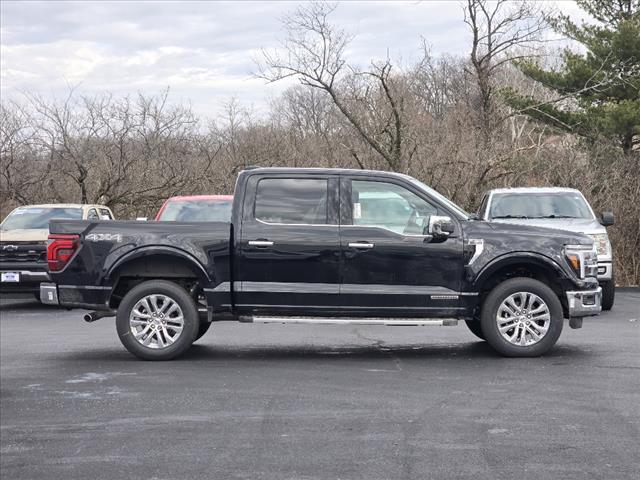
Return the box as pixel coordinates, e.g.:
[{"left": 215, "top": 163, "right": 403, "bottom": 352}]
[
  {"left": 473, "top": 253, "right": 570, "bottom": 317},
  {"left": 106, "top": 247, "right": 211, "bottom": 308}
]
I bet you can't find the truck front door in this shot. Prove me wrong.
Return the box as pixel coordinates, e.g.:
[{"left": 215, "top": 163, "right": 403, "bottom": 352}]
[
  {"left": 235, "top": 174, "right": 341, "bottom": 314},
  {"left": 339, "top": 176, "right": 466, "bottom": 317}
]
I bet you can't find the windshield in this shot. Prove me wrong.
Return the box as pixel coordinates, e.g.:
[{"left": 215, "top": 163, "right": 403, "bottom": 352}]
[
  {"left": 1, "top": 207, "right": 83, "bottom": 230},
  {"left": 158, "top": 200, "right": 232, "bottom": 222},
  {"left": 489, "top": 192, "right": 594, "bottom": 220},
  {"left": 407, "top": 177, "right": 470, "bottom": 219}
]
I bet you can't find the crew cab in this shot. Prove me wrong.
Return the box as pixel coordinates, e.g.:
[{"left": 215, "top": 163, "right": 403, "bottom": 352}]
[
  {"left": 40, "top": 168, "right": 602, "bottom": 360},
  {"left": 477, "top": 188, "right": 615, "bottom": 310},
  {"left": 0, "top": 204, "right": 114, "bottom": 296}
]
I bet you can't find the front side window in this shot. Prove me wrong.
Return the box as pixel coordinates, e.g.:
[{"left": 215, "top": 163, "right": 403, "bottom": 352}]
[
  {"left": 351, "top": 180, "right": 438, "bottom": 235},
  {"left": 87, "top": 209, "right": 99, "bottom": 220},
  {"left": 255, "top": 178, "right": 328, "bottom": 225},
  {"left": 489, "top": 193, "right": 594, "bottom": 219}
]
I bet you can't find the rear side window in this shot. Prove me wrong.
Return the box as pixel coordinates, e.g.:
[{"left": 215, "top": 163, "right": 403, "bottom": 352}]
[
  {"left": 255, "top": 178, "right": 328, "bottom": 225},
  {"left": 99, "top": 208, "right": 113, "bottom": 220}
]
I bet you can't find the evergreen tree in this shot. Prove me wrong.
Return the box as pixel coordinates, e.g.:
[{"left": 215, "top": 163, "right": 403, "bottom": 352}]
[{"left": 504, "top": 0, "right": 639, "bottom": 154}]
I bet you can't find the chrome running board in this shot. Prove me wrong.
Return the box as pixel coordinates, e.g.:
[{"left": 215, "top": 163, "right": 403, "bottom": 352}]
[{"left": 246, "top": 316, "right": 458, "bottom": 326}]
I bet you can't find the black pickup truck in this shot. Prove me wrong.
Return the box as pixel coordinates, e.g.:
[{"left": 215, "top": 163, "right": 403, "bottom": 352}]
[{"left": 41, "top": 168, "right": 602, "bottom": 360}]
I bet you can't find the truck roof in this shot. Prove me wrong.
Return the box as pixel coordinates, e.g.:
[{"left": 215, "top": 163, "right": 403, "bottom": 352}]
[{"left": 241, "top": 167, "right": 423, "bottom": 183}]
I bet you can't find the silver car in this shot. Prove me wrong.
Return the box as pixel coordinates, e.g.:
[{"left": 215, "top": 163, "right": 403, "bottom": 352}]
[{"left": 478, "top": 187, "right": 615, "bottom": 310}]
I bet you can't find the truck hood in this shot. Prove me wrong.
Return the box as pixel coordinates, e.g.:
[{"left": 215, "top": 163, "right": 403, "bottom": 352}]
[
  {"left": 491, "top": 218, "right": 606, "bottom": 235},
  {"left": 478, "top": 221, "right": 593, "bottom": 247},
  {"left": 0, "top": 229, "right": 49, "bottom": 242}
]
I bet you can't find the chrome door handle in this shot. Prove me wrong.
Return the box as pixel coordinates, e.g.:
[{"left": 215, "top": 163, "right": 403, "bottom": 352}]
[
  {"left": 348, "top": 242, "right": 374, "bottom": 249},
  {"left": 248, "top": 240, "right": 274, "bottom": 247}
]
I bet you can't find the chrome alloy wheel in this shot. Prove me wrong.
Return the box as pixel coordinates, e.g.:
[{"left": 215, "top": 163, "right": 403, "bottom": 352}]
[
  {"left": 129, "top": 294, "right": 184, "bottom": 349},
  {"left": 496, "top": 291, "right": 551, "bottom": 346}
]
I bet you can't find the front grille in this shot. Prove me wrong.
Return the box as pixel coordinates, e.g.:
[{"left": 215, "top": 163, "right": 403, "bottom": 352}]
[{"left": 0, "top": 242, "right": 47, "bottom": 264}]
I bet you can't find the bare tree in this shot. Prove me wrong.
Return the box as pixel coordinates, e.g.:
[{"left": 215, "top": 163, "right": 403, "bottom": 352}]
[{"left": 258, "top": 1, "right": 408, "bottom": 171}]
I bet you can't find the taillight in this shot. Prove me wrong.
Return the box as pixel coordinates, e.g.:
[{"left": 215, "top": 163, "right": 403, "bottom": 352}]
[{"left": 47, "top": 234, "right": 80, "bottom": 272}]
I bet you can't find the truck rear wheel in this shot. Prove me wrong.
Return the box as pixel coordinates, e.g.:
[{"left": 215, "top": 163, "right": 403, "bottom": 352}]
[
  {"left": 116, "top": 280, "right": 199, "bottom": 360},
  {"left": 480, "top": 278, "right": 563, "bottom": 357}
]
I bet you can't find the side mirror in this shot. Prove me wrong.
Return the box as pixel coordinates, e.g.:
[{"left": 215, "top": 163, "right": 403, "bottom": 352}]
[
  {"left": 136, "top": 217, "right": 148, "bottom": 221},
  {"left": 426, "top": 215, "right": 454, "bottom": 239},
  {"left": 600, "top": 211, "right": 614, "bottom": 227}
]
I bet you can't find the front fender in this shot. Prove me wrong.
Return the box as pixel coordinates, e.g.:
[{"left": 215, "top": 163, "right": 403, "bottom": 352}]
[{"left": 471, "top": 251, "right": 570, "bottom": 291}]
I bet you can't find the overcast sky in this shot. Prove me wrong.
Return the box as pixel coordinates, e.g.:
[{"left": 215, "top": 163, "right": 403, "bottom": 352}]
[{"left": 1, "top": 1, "right": 587, "bottom": 119}]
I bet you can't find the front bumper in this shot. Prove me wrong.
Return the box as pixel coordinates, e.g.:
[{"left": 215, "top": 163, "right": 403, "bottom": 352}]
[
  {"left": 0, "top": 269, "right": 50, "bottom": 294},
  {"left": 566, "top": 287, "right": 602, "bottom": 317},
  {"left": 596, "top": 261, "right": 613, "bottom": 281}
]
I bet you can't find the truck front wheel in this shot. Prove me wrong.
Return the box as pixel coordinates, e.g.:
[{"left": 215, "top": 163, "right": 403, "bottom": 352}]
[
  {"left": 601, "top": 279, "right": 615, "bottom": 311},
  {"left": 480, "top": 278, "right": 563, "bottom": 357},
  {"left": 116, "top": 280, "right": 199, "bottom": 360}
]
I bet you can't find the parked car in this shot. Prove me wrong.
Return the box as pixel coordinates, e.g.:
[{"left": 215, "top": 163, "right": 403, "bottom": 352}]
[
  {"left": 40, "top": 168, "right": 601, "bottom": 360},
  {"left": 477, "top": 187, "right": 615, "bottom": 310},
  {"left": 155, "top": 195, "right": 233, "bottom": 222},
  {"left": 0, "top": 204, "right": 114, "bottom": 296}
]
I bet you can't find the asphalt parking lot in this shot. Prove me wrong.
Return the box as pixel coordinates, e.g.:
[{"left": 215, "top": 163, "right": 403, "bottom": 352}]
[{"left": 1, "top": 290, "right": 639, "bottom": 480}]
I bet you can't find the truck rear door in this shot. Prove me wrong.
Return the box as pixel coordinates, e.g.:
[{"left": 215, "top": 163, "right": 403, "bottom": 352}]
[{"left": 234, "top": 173, "right": 341, "bottom": 314}]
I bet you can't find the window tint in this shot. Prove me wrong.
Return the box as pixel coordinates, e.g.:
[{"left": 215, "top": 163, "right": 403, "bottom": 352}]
[
  {"left": 351, "top": 180, "right": 437, "bottom": 234},
  {"left": 255, "top": 178, "right": 328, "bottom": 224}
]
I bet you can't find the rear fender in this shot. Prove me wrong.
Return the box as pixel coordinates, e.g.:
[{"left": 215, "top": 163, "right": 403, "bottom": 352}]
[{"left": 106, "top": 246, "right": 212, "bottom": 285}]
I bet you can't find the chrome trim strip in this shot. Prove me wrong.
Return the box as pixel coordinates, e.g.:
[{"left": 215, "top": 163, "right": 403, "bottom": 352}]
[
  {"left": 251, "top": 317, "right": 459, "bottom": 326},
  {"left": 467, "top": 239, "right": 484, "bottom": 265},
  {"left": 236, "top": 304, "right": 466, "bottom": 310},
  {"left": 207, "top": 281, "right": 477, "bottom": 297},
  {"left": 203, "top": 282, "right": 232, "bottom": 293},
  {"left": 254, "top": 217, "right": 432, "bottom": 239},
  {"left": 240, "top": 281, "right": 339, "bottom": 294},
  {"left": 57, "top": 285, "right": 111, "bottom": 290}
]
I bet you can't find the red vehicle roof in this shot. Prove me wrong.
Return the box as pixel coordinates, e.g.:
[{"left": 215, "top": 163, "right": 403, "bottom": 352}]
[{"left": 155, "top": 195, "right": 233, "bottom": 220}]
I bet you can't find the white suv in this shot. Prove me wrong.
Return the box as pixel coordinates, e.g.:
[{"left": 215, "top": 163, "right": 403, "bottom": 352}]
[{"left": 478, "top": 188, "right": 615, "bottom": 310}]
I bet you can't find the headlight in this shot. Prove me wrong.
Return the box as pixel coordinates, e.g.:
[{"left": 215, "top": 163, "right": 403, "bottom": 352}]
[
  {"left": 588, "top": 233, "right": 610, "bottom": 256},
  {"left": 564, "top": 244, "right": 598, "bottom": 279}
]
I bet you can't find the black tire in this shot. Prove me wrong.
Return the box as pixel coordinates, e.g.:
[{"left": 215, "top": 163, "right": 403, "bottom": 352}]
[
  {"left": 480, "top": 277, "right": 564, "bottom": 357},
  {"left": 464, "top": 320, "right": 485, "bottom": 340},
  {"left": 601, "top": 279, "right": 615, "bottom": 311},
  {"left": 116, "top": 280, "right": 199, "bottom": 360},
  {"left": 195, "top": 321, "right": 211, "bottom": 341}
]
